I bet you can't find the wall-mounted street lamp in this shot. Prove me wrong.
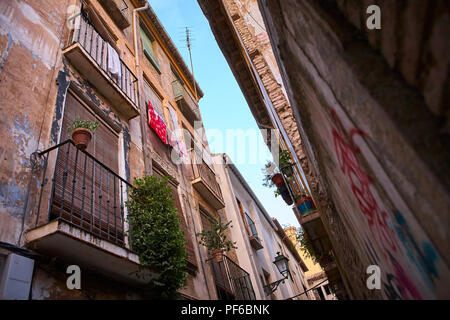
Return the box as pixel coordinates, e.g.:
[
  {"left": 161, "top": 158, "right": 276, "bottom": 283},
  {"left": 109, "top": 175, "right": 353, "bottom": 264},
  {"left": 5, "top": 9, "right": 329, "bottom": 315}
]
[{"left": 263, "top": 252, "right": 292, "bottom": 296}]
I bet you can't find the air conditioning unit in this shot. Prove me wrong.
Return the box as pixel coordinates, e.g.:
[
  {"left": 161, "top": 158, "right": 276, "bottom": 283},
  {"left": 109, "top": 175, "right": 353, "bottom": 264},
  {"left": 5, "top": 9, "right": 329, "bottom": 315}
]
[{"left": 0, "top": 253, "right": 34, "bottom": 300}]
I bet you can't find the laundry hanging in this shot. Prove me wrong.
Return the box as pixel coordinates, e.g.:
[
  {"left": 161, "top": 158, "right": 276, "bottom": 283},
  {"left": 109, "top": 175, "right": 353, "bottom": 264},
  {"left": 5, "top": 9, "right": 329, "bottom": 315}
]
[
  {"left": 107, "top": 43, "right": 121, "bottom": 80},
  {"left": 148, "top": 100, "right": 167, "bottom": 144}
]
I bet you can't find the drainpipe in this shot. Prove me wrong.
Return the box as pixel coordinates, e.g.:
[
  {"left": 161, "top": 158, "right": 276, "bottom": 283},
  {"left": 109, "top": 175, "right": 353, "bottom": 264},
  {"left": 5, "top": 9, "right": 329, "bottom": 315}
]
[{"left": 133, "top": 2, "right": 152, "bottom": 175}]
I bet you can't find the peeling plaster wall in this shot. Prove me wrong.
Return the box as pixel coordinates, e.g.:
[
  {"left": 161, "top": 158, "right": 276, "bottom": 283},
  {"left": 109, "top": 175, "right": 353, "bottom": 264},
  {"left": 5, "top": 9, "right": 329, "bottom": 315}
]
[
  {"left": 31, "top": 262, "right": 144, "bottom": 300},
  {"left": 0, "top": 0, "right": 216, "bottom": 300},
  {"left": 0, "top": 0, "right": 68, "bottom": 245}
]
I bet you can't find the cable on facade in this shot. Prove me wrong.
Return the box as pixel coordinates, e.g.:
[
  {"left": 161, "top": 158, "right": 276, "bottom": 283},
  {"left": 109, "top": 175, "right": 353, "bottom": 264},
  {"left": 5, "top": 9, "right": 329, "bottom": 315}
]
[
  {"left": 237, "top": 0, "right": 267, "bottom": 33},
  {"left": 286, "top": 278, "right": 329, "bottom": 300}
]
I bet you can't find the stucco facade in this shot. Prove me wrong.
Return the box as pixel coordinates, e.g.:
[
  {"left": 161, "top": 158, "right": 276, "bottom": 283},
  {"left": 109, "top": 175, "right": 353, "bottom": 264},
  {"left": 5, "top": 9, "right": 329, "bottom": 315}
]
[
  {"left": 0, "top": 0, "right": 222, "bottom": 300},
  {"left": 213, "top": 154, "right": 311, "bottom": 300}
]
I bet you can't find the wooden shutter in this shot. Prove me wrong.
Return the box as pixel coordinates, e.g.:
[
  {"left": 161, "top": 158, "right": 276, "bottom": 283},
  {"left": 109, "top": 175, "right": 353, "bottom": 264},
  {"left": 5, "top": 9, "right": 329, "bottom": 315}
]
[
  {"left": 139, "top": 26, "right": 160, "bottom": 71},
  {"left": 236, "top": 198, "right": 251, "bottom": 237},
  {"left": 53, "top": 92, "right": 123, "bottom": 245},
  {"left": 143, "top": 79, "right": 164, "bottom": 119}
]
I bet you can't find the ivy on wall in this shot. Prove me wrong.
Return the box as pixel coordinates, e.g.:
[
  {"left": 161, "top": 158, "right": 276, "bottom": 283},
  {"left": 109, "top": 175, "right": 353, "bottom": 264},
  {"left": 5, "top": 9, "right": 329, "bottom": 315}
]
[{"left": 127, "top": 175, "right": 188, "bottom": 299}]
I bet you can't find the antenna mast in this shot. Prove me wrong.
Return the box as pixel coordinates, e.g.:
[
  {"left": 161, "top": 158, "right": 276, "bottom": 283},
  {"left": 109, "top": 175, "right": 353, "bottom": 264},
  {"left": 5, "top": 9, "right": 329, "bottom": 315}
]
[{"left": 185, "top": 27, "right": 198, "bottom": 101}]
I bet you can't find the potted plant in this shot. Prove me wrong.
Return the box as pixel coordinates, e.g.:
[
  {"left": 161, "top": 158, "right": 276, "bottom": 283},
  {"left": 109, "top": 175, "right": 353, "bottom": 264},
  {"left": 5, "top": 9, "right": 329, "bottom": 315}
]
[
  {"left": 262, "top": 161, "right": 293, "bottom": 205},
  {"left": 271, "top": 173, "right": 284, "bottom": 186},
  {"left": 279, "top": 150, "right": 294, "bottom": 177},
  {"left": 67, "top": 117, "right": 99, "bottom": 150},
  {"left": 278, "top": 183, "right": 293, "bottom": 205},
  {"left": 197, "top": 218, "right": 237, "bottom": 262}
]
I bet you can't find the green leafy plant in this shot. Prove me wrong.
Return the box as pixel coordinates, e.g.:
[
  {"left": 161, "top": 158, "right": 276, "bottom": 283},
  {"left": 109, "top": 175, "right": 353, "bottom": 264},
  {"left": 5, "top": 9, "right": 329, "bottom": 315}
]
[
  {"left": 296, "top": 228, "right": 322, "bottom": 264},
  {"left": 279, "top": 150, "right": 293, "bottom": 175},
  {"left": 262, "top": 150, "right": 294, "bottom": 197},
  {"left": 262, "top": 161, "right": 281, "bottom": 197},
  {"left": 197, "top": 217, "right": 237, "bottom": 254},
  {"left": 67, "top": 117, "right": 99, "bottom": 134},
  {"left": 126, "top": 175, "right": 188, "bottom": 299},
  {"left": 293, "top": 189, "right": 308, "bottom": 203}
]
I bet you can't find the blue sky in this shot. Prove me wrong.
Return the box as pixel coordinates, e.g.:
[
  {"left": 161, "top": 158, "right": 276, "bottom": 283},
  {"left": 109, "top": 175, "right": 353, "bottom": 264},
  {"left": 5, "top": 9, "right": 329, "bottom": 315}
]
[{"left": 151, "top": 0, "right": 299, "bottom": 228}]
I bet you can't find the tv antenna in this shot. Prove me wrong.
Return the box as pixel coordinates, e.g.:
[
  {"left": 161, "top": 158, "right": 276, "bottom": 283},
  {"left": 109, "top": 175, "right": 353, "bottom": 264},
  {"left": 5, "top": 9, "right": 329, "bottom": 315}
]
[{"left": 180, "top": 27, "right": 198, "bottom": 101}]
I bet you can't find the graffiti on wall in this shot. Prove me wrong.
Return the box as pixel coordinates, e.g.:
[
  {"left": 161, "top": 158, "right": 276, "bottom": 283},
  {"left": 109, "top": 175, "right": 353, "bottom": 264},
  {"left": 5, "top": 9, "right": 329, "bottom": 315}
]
[{"left": 329, "top": 109, "right": 443, "bottom": 299}]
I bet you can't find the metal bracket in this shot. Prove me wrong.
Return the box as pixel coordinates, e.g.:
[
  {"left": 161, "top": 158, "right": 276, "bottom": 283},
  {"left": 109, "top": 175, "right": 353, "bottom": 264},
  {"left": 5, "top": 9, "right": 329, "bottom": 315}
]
[
  {"left": 263, "top": 278, "right": 286, "bottom": 296},
  {"left": 120, "top": 0, "right": 128, "bottom": 12},
  {"left": 30, "top": 151, "right": 43, "bottom": 172}
]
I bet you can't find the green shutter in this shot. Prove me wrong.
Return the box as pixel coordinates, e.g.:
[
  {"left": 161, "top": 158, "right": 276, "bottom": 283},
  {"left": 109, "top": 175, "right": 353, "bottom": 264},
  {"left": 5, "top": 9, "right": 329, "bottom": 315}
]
[{"left": 140, "top": 27, "right": 161, "bottom": 73}]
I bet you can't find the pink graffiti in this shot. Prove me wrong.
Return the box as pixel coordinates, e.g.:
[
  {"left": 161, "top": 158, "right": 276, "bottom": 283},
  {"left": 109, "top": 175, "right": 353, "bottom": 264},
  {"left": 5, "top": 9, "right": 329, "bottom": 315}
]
[{"left": 329, "top": 109, "right": 422, "bottom": 299}]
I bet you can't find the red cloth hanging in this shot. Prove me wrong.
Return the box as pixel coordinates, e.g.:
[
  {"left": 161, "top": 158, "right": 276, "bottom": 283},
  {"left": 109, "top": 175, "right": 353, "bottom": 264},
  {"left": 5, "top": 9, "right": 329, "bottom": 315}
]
[{"left": 148, "top": 101, "right": 167, "bottom": 144}]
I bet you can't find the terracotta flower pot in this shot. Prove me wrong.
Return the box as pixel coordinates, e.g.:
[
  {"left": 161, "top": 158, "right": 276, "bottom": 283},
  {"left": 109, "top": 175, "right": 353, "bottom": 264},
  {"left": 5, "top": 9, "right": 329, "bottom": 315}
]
[
  {"left": 271, "top": 173, "right": 284, "bottom": 186},
  {"left": 71, "top": 128, "right": 92, "bottom": 151},
  {"left": 213, "top": 249, "right": 224, "bottom": 263}
]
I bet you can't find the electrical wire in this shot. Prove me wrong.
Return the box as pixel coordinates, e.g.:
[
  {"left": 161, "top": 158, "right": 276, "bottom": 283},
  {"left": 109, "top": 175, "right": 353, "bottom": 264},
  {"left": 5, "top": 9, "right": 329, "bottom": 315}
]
[
  {"left": 236, "top": 0, "right": 267, "bottom": 33},
  {"left": 286, "top": 278, "right": 329, "bottom": 300}
]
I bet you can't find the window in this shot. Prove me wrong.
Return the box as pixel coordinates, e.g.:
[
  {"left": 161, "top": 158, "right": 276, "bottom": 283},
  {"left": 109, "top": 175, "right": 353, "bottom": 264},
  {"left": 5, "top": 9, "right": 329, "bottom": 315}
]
[
  {"left": 153, "top": 165, "right": 197, "bottom": 272},
  {"left": 236, "top": 198, "right": 252, "bottom": 237},
  {"left": 56, "top": 91, "right": 122, "bottom": 243},
  {"left": 200, "top": 206, "right": 217, "bottom": 232},
  {"left": 0, "top": 255, "right": 5, "bottom": 282},
  {"left": 143, "top": 79, "right": 165, "bottom": 122},
  {"left": 324, "top": 284, "right": 331, "bottom": 295},
  {"left": 140, "top": 25, "right": 160, "bottom": 73},
  {"left": 83, "top": 4, "right": 119, "bottom": 52},
  {"left": 315, "top": 288, "right": 325, "bottom": 300}
]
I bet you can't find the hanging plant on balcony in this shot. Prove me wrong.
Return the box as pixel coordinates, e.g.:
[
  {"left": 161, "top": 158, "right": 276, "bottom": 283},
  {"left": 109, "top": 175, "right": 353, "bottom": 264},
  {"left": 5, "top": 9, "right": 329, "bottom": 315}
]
[
  {"left": 279, "top": 150, "right": 294, "bottom": 177},
  {"left": 67, "top": 117, "right": 99, "bottom": 151},
  {"left": 262, "top": 160, "right": 293, "bottom": 205},
  {"left": 197, "top": 217, "right": 237, "bottom": 263},
  {"left": 127, "top": 175, "right": 188, "bottom": 299}
]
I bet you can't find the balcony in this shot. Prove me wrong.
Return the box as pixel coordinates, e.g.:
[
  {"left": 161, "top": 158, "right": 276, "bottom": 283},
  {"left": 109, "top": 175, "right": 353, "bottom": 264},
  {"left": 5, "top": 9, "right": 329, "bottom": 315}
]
[
  {"left": 98, "top": 0, "right": 130, "bottom": 30},
  {"left": 190, "top": 151, "right": 225, "bottom": 210},
  {"left": 208, "top": 255, "right": 256, "bottom": 300},
  {"left": 63, "top": 14, "right": 139, "bottom": 120},
  {"left": 25, "top": 140, "right": 157, "bottom": 286},
  {"left": 294, "top": 207, "right": 320, "bottom": 226},
  {"left": 172, "top": 80, "right": 201, "bottom": 125},
  {"left": 244, "top": 213, "right": 263, "bottom": 250}
]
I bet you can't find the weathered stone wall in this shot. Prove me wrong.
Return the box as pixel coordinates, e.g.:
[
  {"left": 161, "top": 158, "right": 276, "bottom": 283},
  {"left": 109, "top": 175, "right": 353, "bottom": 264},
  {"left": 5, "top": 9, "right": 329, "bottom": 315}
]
[
  {"left": 216, "top": 0, "right": 358, "bottom": 299},
  {"left": 258, "top": 0, "right": 450, "bottom": 299}
]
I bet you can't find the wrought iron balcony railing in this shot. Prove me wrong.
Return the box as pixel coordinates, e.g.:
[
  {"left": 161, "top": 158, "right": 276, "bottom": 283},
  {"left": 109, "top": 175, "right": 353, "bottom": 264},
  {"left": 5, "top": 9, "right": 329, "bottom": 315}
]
[
  {"left": 33, "top": 140, "right": 132, "bottom": 248},
  {"left": 208, "top": 255, "right": 256, "bottom": 300},
  {"left": 69, "top": 13, "right": 138, "bottom": 108}
]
